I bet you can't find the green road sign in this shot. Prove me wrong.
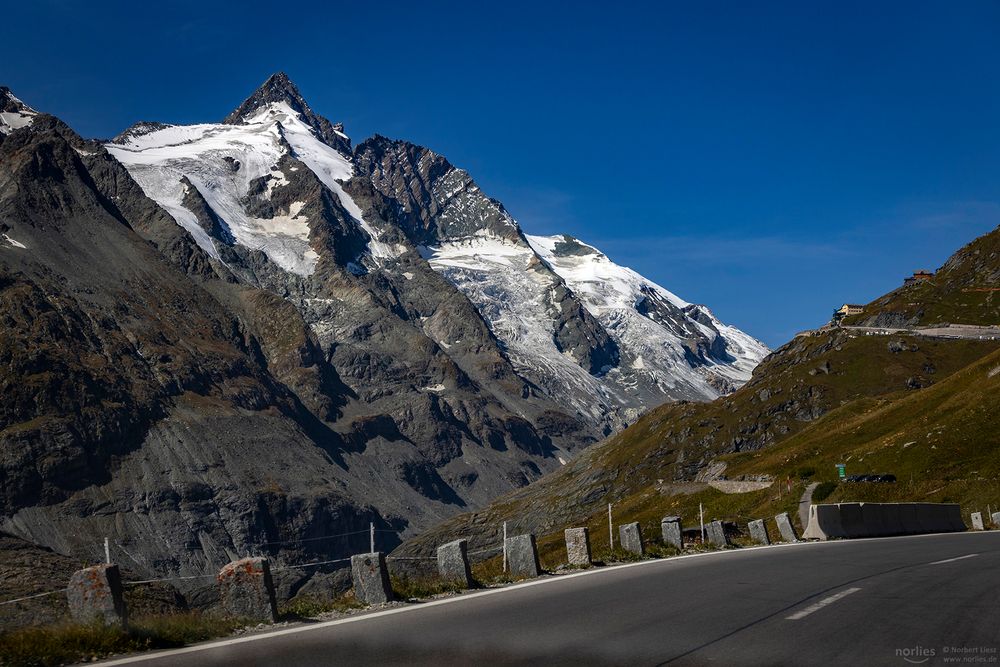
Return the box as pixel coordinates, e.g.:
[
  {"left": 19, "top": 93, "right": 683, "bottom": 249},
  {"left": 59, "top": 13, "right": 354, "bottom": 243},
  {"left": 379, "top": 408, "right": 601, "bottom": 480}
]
[{"left": 836, "top": 463, "right": 846, "bottom": 479}]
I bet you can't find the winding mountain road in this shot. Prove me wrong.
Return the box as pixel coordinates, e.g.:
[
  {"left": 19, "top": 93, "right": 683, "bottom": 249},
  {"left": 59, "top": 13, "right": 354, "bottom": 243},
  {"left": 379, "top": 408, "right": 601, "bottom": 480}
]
[{"left": 96, "top": 531, "right": 1000, "bottom": 666}]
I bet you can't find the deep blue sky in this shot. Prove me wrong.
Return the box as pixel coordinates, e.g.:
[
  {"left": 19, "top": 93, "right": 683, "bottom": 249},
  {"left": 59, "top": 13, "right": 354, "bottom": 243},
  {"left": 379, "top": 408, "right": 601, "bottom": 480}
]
[{"left": 4, "top": 1, "right": 999, "bottom": 346}]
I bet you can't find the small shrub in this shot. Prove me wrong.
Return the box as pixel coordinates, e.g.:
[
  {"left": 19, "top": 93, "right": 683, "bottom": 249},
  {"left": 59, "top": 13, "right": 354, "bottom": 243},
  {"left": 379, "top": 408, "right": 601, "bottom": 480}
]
[
  {"left": 797, "top": 466, "right": 817, "bottom": 479},
  {"left": 390, "top": 574, "right": 463, "bottom": 600},
  {"left": 591, "top": 546, "right": 643, "bottom": 565},
  {"left": 279, "top": 592, "right": 361, "bottom": 620},
  {"left": 641, "top": 543, "right": 679, "bottom": 559},
  {"left": 813, "top": 481, "right": 838, "bottom": 502},
  {"left": 470, "top": 558, "right": 513, "bottom": 586}
]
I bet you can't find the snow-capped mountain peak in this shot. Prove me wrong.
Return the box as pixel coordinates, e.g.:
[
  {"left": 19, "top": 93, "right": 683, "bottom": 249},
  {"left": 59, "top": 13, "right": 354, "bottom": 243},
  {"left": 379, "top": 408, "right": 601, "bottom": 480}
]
[
  {"left": 106, "top": 76, "right": 403, "bottom": 276},
  {"left": 224, "top": 72, "right": 351, "bottom": 155},
  {"left": 106, "top": 73, "right": 767, "bottom": 433},
  {"left": 0, "top": 87, "right": 38, "bottom": 135}
]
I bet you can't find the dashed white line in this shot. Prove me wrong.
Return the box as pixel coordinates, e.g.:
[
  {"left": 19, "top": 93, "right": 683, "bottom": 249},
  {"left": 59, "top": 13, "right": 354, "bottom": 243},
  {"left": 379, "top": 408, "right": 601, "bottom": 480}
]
[
  {"left": 928, "top": 553, "right": 978, "bottom": 565},
  {"left": 785, "top": 587, "right": 862, "bottom": 620}
]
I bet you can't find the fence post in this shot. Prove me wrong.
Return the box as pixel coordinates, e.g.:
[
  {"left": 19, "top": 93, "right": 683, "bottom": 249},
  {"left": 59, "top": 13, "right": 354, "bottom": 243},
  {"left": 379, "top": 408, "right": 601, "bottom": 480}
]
[
  {"left": 369, "top": 522, "right": 375, "bottom": 553},
  {"left": 104, "top": 537, "right": 111, "bottom": 564},
  {"left": 707, "top": 520, "right": 730, "bottom": 547},
  {"left": 565, "top": 528, "right": 592, "bottom": 566},
  {"left": 775, "top": 512, "right": 800, "bottom": 542},
  {"left": 661, "top": 516, "right": 683, "bottom": 550},
  {"left": 437, "top": 539, "right": 474, "bottom": 588},
  {"left": 618, "top": 522, "right": 643, "bottom": 556},
  {"left": 748, "top": 519, "right": 770, "bottom": 545},
  {"left": 67, "top": 564, "right": 127, "bottom": 627},
  {"left": 504, "top": 534, "right": 540, "bottom": 579},
  {"left": 502, "top": 521, "right": 508, "bottom": 573},
  {"left": 351, "top": 552, "right": 394, "bottom": 605},
  {"left": 608, "top": 503, "right": 614, "bottom": 549},
  {"left": 217, "top": 557, "right": 278, "bottom": 623}
]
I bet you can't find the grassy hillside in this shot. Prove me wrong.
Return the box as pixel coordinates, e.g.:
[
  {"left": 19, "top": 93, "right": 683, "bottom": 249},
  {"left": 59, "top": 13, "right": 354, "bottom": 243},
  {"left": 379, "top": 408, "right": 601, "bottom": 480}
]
[
  {"left": 396, "top": 225, "right": 1000, "bottom": 563},
  {"left": 395, "top": 332, "right": 998, "bottom": 560}
]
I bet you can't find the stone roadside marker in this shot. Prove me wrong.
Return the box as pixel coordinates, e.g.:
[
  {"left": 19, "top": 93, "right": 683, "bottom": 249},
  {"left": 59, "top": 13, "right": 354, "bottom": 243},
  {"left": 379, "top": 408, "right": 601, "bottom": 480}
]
[
  {"left": 707, "top": 520, "right": 730, "bottom": 547},
  {"left": 992, "top": 512, "right": 1000, "bottom": 529},
  {"left": 505, "top": 534, "right": 541, "bottom": 578},
  {"left": 217, "top": 557, "right": 278, "bottom": 623},
  {"left": 661, "top": 516, "right": 683, "bottom": 551},
  {"left": 971, "top": 512, "right": 984, "bottom": 531},
  {"left": 775, "top": 512, "right": 799, "bottom": 542},
  {"left": 748, "top": 519, "right": 770, "bottom": 545},
  {"left": 352, "top": 552, "right": 394, "bottom": 605},
  {"left": 619, "top": 522, "right": 644, "bottom": 556},
  {"left": 437, "top": 539, "right": 474, "bottom": 588},
  {"left": 67, "top": 564, "right": 127, "bottom": 627},
  {"left": 565, "top": 527, "right": 592, "bottom": 566}
]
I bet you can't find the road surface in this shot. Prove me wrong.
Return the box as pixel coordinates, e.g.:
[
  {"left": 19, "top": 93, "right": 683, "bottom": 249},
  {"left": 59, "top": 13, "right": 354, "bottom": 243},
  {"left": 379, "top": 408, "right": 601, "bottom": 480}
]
[
  {"left": 99, "top": 531, "right": 1000, "bottom": 666},
  {"left": 797, "top": 324, "right": 1000, "bottom": 341}
]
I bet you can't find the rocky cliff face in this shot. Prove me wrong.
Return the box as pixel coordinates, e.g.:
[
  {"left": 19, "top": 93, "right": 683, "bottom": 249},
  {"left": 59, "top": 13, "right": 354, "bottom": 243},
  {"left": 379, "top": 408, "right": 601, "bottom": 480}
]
[{"left": 0, "top": 76, "right": 766, "bottom": 587}]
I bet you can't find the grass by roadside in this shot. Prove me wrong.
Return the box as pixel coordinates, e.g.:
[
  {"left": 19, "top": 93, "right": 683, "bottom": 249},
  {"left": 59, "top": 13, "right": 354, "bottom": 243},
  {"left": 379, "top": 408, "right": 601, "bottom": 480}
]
[
  {"left": 0, "top": 612, "right": 244, "bottom": 667},
  {"left": 278, "top": 591, "right": 363, "bottom": 620}
]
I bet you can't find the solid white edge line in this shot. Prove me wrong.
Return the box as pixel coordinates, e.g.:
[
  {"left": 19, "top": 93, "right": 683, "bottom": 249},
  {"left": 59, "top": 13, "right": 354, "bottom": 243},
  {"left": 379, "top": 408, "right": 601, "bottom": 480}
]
[
  {"left": 785, "top": 587, "right": 862, "bottom": 620},
  {"left": 94, "top": 530, "right": 995, "bottom": 665},
  {"left": 928, "top": 553, "right": 978, "bottom": 565}
]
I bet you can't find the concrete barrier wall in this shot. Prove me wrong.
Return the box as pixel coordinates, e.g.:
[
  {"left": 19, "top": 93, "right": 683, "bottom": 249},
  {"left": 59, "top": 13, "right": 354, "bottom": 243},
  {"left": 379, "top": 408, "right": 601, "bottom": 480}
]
[
  {"left": 803, "top": 502, "right": 964, "bottom": 540},
  {"left": 899, "top": 504, "right": 922, "bottom": 535},
  {"left": 882, "top": 504, "right": 903, "bottom": 537},
  {"left": 948, "top": 505, "right": 968, "bottom": 532},
  {"left": 838, "top": 503, "right": 866, "bottom": 538}
]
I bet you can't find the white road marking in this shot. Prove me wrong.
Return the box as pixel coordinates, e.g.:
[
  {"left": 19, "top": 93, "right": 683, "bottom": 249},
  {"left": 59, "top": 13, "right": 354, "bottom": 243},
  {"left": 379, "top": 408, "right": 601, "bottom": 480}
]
[
  {"left": 785, "top": 587, "right": 862, "bottom": 620},
  {"left": 928, "top": 553, "right": 978, "bottom": 565}
]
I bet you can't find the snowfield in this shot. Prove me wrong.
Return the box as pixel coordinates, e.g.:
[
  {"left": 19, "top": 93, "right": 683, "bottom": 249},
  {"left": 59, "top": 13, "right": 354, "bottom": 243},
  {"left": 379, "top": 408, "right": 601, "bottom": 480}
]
[
  {"left": 106, "top": 102, "right": 398, "bottom": 275},
  {"left": 420, "top": 233, "right": 767, "bottom": 419}
]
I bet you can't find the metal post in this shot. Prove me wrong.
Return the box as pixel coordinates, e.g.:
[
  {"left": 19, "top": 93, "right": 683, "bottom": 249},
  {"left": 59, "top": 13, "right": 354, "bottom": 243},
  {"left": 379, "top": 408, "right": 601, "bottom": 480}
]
[
  {"left": 608, "top": 503, "right": 613, "bottom": 549},
  {"left": 699, "top": 503, "right": 705, "bottom": 543},
  {"left": 369, "top": 522, "right": 375, "bottom": 554},
  {"left": 502, "top": 521, "right": 508, "bottom": 573},
  {"left": 104, "top": 537, "right": 111, "bottom": 564}
]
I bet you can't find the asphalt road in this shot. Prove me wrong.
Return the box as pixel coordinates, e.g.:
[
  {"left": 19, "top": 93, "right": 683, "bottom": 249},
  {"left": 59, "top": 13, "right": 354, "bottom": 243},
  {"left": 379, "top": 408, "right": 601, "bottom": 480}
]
[{"left": 100, "top": 531, "right": 1000, "bottom": 667}]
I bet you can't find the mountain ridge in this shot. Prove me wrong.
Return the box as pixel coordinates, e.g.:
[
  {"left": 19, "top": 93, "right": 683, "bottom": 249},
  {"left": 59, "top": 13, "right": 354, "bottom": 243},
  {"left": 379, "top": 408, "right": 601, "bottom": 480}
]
[{"left": 0, "top": 74, "right": 766, "bottom": 596}]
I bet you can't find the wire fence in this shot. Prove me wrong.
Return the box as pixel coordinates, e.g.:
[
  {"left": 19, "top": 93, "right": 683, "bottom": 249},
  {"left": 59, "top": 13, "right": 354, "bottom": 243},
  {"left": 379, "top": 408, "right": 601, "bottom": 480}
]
[
  {"left": 0, "top": 590, "right": 68, "bottom": 607},
  {"left": 0, "top": 519, "right": 510, "bottom": 608}
]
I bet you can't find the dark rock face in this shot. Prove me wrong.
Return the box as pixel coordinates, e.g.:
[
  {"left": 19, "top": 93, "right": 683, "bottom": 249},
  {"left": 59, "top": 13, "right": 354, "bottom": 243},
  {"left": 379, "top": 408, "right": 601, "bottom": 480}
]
[
  {"left": 354, "top": 135, "right": 521, "bottom": 245},
  {"left": 0, "top": 113, "right": 381, "bottom": 587},
  {"left": 1, "top": 87, "right": 29, "bottom": 113}
]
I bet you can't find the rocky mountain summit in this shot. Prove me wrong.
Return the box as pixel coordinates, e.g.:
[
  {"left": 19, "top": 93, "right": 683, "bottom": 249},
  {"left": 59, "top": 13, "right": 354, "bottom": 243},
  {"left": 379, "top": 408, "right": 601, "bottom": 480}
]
[{"left": 0, "top": 75, "right": 765, "bottom": 587}]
